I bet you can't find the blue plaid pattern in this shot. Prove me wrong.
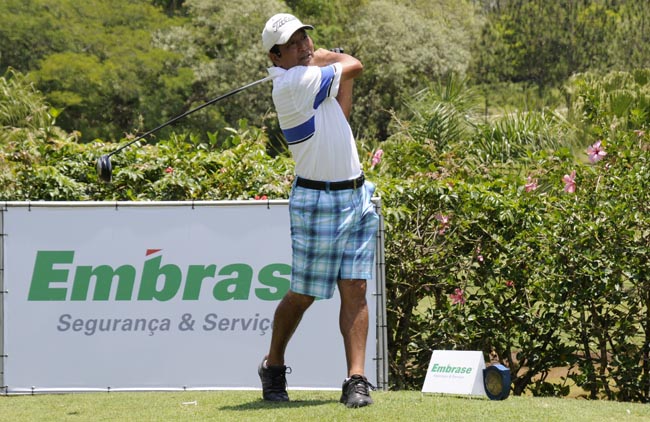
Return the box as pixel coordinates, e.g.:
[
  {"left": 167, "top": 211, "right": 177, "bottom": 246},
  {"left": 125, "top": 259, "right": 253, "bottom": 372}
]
[{"left": 289, "top": 180, "right": 379, "bottom": 299}]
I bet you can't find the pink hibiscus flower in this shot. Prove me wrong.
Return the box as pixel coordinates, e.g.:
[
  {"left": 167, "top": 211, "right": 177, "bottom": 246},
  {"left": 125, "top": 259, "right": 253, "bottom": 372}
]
[
  {"left": 449, "top": 288, "right": 466, "bottom": 305},
  {"left": 586, "top": 141, "right": 607, "bottom": 163},
  {"left": 370, "top": 149, "right": 384, "bottom": 169},
  {"left": 563, "top": 171, "right": 576, "bottom": 193},
  {"left": 435, "top": 213, "right": 450, "bottom": 235},
  {"left": 525, "top": 176, "right": 538, "bottom": 192}
]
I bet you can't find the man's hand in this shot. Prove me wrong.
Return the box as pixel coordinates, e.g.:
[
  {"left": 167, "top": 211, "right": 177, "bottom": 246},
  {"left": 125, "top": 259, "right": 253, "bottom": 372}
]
[{"left": 309, "top": 48, "right": 339, "bottom": 67}]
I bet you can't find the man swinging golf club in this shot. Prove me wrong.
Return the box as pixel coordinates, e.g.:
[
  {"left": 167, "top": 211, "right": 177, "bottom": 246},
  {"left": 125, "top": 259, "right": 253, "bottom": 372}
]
[{"left": 258, "top": 13, "right": 379, "bottom": 408}]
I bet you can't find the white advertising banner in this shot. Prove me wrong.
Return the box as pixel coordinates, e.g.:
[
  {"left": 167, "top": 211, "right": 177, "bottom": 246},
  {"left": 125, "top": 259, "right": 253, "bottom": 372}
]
[{"left": 0, "top": 201, "right": 383, "bottom": 394}]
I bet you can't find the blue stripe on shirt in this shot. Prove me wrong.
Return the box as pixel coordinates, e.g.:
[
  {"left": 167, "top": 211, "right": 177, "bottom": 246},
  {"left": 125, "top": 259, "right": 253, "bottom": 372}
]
[
  {"left": 283, "top": 116, "right": 315, "bottom": 145},
  {"left": 283, "top": 65, "right": 336, "bottom": 145},
  {"left": 313, "top": 65, "right": 336, "bottom": 109}
]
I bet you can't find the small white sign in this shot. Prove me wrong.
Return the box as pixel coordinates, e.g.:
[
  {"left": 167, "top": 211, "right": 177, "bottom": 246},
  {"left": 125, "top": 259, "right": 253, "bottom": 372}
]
[{"left": 422, "top": 350, "right": 486, "bottom": 396}]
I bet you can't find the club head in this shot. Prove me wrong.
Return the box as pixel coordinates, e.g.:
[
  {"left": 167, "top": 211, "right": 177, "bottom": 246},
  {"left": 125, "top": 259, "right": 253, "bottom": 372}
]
[{"left": 96, "top": 154, "right": 112, "bottom": 183}]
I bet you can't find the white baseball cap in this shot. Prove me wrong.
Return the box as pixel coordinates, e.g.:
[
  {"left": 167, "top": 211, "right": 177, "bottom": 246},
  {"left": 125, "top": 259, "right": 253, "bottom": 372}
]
[{"left": 262, "top": 13, "right": 313, "bottom": 52}]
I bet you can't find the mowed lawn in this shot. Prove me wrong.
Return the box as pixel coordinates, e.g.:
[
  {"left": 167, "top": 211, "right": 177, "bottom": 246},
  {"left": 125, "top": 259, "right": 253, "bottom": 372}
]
[{"left": 2, "top": 390, "right": 650, "bottom": 422}]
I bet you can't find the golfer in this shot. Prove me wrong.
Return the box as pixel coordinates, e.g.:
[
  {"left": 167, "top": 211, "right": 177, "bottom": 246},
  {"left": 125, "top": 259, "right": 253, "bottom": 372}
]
[{"left": 258, "top": 13, "right": 379, "bottom": 408}]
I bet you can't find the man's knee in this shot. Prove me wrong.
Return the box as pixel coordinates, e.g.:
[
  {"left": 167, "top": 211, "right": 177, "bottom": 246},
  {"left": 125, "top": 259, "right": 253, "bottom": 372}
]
[
  {"left": 282, "top": 290, "right": 316, "bottom": 310},
  {"left": 338, "top": 279, "right": 368, "bottom": 304}
]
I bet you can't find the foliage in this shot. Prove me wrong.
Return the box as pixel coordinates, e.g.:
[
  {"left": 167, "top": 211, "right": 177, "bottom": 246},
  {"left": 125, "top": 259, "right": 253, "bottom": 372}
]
[
  {"left": 3, "top": 0, "right": 650, "bottom": 143},
  {"left": 470, "top": 1, "right": 650, "bottom": 91},
  {"left": 369, "top": 69, "right": 650, "bottom": 401},
  {"left": 0, "top": 71, "right": 294, "bottom": 202},
  {"left": 91, "top": 122, "right": 295, "bottom": 202},
  {"left": 0, "top": 0, "right": 70, "bottom": 74},
  {"left": 1, "top": 0, "right": 193, "bottom": 142},
  {"left": 154, "top": 0, "right": 480, "bottom": 143},
  {"left": 0, "top": 0, "right": 481, "bottom": 144},
  {"left": 0, "top": 70, "right": 54, "bottom": 130},
  {"left": 152, "top": 0, "right": 187, "bottom": 16},
  {"left": 348, "top": 0, "right": 480, "bottom": 139},
  {"left": 155, "top": 0, "right": 287, "bottom": 146}
]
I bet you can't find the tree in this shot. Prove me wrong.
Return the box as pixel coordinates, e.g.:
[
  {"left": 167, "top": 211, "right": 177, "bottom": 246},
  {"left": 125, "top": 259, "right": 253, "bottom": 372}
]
[
  {"left": 151, "top": 0, "right": 187, "bottom": 16},
  {"left": 9, "top": 0, "right": 194, "bottom": 142},
  {"left": 0, "top": 0, "right": 72, "bottom": 74},
  {"left": 469, "top": 1, "right": 650, "bottom": 92},
  {"left": 154, "top": 0, "right": 289, "bottom": 146},
  {"left": 610, "top": 2, "right": 650, "bottom": 69},
  {"left": 347, "top": 0, "right": 481, "bottom": 140}
]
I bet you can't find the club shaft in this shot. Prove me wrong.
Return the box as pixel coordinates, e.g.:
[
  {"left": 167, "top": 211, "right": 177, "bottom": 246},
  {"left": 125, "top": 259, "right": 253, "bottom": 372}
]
[{"left": 108, "top": 75, "right": 274, "bottom": 157}]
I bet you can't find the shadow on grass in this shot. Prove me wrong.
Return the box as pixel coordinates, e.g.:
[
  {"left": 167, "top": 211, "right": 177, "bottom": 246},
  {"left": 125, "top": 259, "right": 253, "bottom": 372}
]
[{"left": 219, "top": 398, "right": 335, "bottom": 411}]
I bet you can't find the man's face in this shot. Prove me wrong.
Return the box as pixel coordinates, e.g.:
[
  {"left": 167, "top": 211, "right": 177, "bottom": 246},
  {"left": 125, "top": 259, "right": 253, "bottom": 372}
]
[{"left": 270, "top": 29, "right": 314, "bottom": 69}]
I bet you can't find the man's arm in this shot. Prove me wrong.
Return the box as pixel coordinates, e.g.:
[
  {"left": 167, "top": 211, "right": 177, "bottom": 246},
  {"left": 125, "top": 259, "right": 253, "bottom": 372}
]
[
  {"left": 336, "top": 78, "right": 355, "bottom": 120},
  {"left": 310, "top": 48, "right": 362, "bottom": 119}
]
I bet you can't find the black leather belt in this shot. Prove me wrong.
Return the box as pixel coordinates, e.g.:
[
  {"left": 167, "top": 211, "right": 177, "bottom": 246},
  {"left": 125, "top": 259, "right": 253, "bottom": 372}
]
[{"left": 296, "top": 174, "right": 364, "bottom": 191}]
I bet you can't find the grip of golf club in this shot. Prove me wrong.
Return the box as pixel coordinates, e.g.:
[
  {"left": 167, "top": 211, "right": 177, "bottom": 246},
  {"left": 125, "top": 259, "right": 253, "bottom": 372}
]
[{"left": 329, "top": 47, "right": 344, "bottom": 54}]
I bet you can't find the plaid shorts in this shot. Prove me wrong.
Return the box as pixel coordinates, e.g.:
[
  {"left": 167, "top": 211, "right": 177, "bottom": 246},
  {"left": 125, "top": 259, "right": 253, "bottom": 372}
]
[{"left": 288, "top": 180, "right": 379, "bottom": 299}]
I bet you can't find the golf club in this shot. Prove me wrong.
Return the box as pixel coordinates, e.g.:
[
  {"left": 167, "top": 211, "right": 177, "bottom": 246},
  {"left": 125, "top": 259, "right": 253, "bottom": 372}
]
[{"left": 95, "top": 75, "right": 274, "bottom": 183}]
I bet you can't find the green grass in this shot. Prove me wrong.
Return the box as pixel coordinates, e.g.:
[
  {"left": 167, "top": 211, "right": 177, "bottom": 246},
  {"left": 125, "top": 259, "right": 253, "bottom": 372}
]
[{"left": 2, "top": 390, "right": 650, "bottom": 422}]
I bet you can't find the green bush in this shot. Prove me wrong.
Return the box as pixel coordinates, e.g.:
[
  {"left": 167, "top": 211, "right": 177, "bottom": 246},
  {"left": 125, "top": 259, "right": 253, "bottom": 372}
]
[
  {"left": 373, "top": 69, "right": 650, "bottom": 400},
  {"left": 0, "top": 71, "right": 294, "bottom": 202}
]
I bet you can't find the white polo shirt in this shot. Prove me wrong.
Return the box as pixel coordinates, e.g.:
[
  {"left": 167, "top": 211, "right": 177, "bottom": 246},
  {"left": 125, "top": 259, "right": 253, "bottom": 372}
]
[{"left": 268, "top": 63, "right": 362, "bottom": 182}]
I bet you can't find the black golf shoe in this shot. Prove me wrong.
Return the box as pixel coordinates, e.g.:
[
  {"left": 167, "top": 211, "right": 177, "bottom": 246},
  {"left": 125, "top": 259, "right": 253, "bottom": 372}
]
[
  {"left": 340, "top": 374, "right": 375, "bottom": 408},
  {"left": 258, "top": 359, "right": 291, "bottom": 402}
]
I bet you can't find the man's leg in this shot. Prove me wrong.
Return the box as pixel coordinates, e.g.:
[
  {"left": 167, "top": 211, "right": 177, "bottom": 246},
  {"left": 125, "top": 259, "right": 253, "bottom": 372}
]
[
  {"left": 337, "top": 278, "right": 369, "bottom": 376},
  {"left": 338, "top": 278, "right": 374, "bottom": 407},
  {"left": 266, "top": 290, "right": 315, "bottom": 366},
  {"left": 259, "top": 290, "right": 314, "bottom": 402}
]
